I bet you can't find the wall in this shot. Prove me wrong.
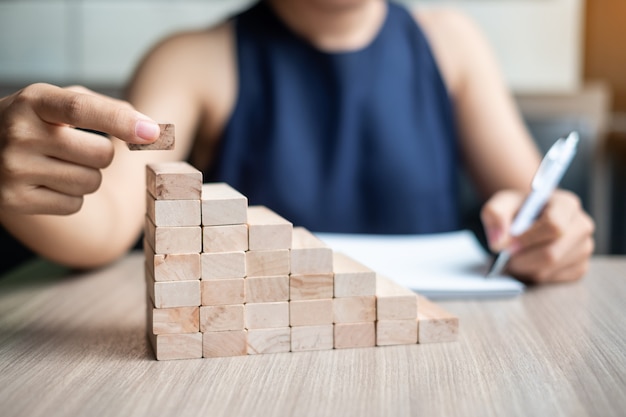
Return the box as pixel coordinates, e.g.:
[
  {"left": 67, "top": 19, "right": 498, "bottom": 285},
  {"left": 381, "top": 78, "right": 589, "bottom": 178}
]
[{"left": 0, "top": 0, "right": 584, "bottom": 93}]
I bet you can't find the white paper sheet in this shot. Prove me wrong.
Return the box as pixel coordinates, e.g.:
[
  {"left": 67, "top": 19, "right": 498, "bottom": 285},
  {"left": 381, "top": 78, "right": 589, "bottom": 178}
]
[{"left": 315, "top": 230, "right": 525, "bottom": 299}]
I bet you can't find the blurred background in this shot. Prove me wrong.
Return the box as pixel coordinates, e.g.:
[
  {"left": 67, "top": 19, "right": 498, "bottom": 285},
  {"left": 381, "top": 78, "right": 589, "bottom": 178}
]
[{"left": 0, "top": 0, "right": 624, "bottom": 254}]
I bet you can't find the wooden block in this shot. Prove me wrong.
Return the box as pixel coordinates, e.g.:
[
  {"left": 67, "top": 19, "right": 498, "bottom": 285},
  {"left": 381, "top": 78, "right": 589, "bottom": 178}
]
[
  {"left": 376, "top": 319, "right": 418, "bottom": 346},
  {"left": 201, "top": 278, "right": 245, "bottom": 306},
  {"left": 417, "top": 295, "right": 459, "bottom": 343},
  {"left": 245, "top": 302, "right": 289, "bottom": 329},
  {"left": 146, "top": 161, "right": 202, "bottom": 200},
  {"left": 146, "top": 192, "right": 201, "bottom": 227},
  {"left": 289, "top": 273, "right": 334, "bottom": 300},
  {"left": 148, "top": 332, "right": 203, "bottom": 360},
  {"left": 291, "top": 325, "right": 334, "bottom": 352},
  {"left": 333, "top": 296, "right": 376, "bottom": 323},
  {"left": 200, "top": 304, "right": 245, "bottom": 332},
  {"left": 334, "top": 322, "right": 375, "bottom": 349},
  {"left": 290, "top": 227, "right": 333, "bottom": 274},
  {"left": 129, "top": 123, "right": 175, "bottom": 151},
  {"left": 203, "top": 224, "right": 248, "bottom": 253},
  {"left": 144, "top": 240, "right": 201, "bottom": 281},
  {"left": 146, "top": 267, "right": 200, "bottom": 308},
  {"left": 247, "top": 327, "right": 291, "bottom": 354},
  {"left": 201, "top": 183, "right": 248, "bottom": 226},
  {"left": 289, "top": 299, "right": 333, "bottom": 326},
  {"left": 333, "top": 252, "right": 376, "bottom": 297},
  {"left": 247, "top": 206, "right": 293, "bottom": 250},
  {"left": 148, "top": 304, "right": 199, "bottom": 335},
  {"left": 144, "top": 216, "right": 201, "bottom": 254},
  {"left": 203, "top": 330, "right": 248, "bottom": 358},
  {"left": 245, "top": 275, "right": 289, "bottom": 303},
  {"left": 245, "top": 249, "right": 290, "bottom": 277},
  {"left": 376, "top": 274, "right": 418, "bottom": 320},
  {"left": 201, "top": 251, "right": 246, "bottom": 279}
]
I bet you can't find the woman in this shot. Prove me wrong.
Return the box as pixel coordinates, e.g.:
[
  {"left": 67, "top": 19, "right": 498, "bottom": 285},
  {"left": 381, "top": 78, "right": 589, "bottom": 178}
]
[{"left": 0, "top": 0, "right": 594, "bottom": 282}]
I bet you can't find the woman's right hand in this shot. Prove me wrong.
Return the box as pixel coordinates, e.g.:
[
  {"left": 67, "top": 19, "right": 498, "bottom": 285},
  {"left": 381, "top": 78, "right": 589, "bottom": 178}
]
[{"left": 0, "top": 83, "right": 160, "bottom": 215}]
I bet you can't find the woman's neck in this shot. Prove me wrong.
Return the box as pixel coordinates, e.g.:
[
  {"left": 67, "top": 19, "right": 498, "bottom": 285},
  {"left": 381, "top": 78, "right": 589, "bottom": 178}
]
[{"left": 266, "top": 0, "right": 387, "bottom": 52}]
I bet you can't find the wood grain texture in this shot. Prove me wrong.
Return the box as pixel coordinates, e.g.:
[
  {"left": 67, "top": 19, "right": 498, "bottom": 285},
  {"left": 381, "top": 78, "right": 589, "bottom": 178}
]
[
  {"left": 201, "top": 279, "right": 245, "bottom": 306},
  {"left": 144, "top": 242, "right": 201, "bottom": 281},
  {"left": 144, "top": 216, "right": 202, "bottom": 255},
  {"left": 148, "top": 304, "right": 199, "bottom": 335},
  {"left": 376, "top": 274, "right": 418, "bottom": 321},
  {"left": 201, "top": 183, "right": 248, "bottom": 226},
  {"left": 202, "top": 224, "right": 248, "bottom": 253},
  {"left": 148, "top": 332, "right": 203, "bottom": 361},
  {"left": 289, "top": 299, "right": 334, "bottom": 326},
  {"left": 291, "top": 325, "right": 334, "bottom": 352},
  {"left": 417, "top": 295, "right": 459, "bottom": 344},
  {"left": 247, "top": 327, "right": 291, "bottom": 355},
  {"left": 146, "top": 161, "right": 202, "bottom": 200},
  {"left": 146, "top": 193, "right": 201, "bottom": 227},
  {"left": 290, "top": 227, "right": 333, "bottom": 275},
  {"left": 1, "top": 254, "right": 625, "bottom": 417},
  {"left": 333, "top": 252, "right": 376, "bottom": 297},
  {"left": 128, "top": 124, "right": 175, "bottom": 151},
  {"left": 289, "top": 273, "right": 334, "bottom": 300},
  {"left": 244, "top": 275, "right": 289, "bottom": 303},
  {"left": 203, "top": 330, "right": 248, "bottom": 358},
  {"left": 244, "top": 302, "right": 290, "bottom": 330},
  {"left": 247, "top": 206, "right": 293, "bottom": 251},
  {"left": 201, "top": 252, "right": 246, "bottom": 280},
  {"left": 245, "top": 250, "right": 290, "bottom": 277}
]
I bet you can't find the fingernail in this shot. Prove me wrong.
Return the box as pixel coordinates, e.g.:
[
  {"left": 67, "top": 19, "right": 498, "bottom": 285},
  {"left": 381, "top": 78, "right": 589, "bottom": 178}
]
[{"left": 135, "top": 120, "right": 160, "bottom": 142}]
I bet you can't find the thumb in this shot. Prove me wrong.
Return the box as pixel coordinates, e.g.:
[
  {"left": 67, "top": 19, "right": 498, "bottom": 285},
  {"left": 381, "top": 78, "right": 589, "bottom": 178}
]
[{"left": 480, "top": 190, "right": 525, "bottom": 252}]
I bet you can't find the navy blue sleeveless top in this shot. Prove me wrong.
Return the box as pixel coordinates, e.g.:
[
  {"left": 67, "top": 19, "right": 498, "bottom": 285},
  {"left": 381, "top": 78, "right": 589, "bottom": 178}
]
[{"left": 207, "top": 1, "right": 460, "bottom": 234}]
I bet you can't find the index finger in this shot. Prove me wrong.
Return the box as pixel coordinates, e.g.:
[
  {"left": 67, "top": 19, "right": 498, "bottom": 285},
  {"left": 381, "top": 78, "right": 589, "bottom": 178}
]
[{"left": 29, "top": 83, "right": 160, "bottom": 144}]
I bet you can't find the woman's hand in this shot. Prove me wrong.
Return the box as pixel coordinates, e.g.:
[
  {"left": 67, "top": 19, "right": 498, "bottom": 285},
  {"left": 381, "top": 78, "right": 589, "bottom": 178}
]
[
  {"left": 0, "top": 83, "right": 160, "bottom": 215},
  {"left": 481, "top": 189, "right": 595, "bottom": 283}
]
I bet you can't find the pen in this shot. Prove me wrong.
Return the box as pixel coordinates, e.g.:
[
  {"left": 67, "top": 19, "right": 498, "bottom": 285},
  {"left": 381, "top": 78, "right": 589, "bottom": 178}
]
[{"left": 486, "top": 131, "right": 579, "bottom": 277}]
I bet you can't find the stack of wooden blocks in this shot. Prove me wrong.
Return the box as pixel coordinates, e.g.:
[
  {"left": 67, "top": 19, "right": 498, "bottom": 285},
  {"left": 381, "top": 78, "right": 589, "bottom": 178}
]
[{"left": 144, "top": 161, "right": 458, "bottom": 360}]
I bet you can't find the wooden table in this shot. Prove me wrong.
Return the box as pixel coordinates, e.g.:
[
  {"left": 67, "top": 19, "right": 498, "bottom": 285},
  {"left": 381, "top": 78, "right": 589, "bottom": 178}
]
[{"left": 1, "top": 253, "right": 625, "bottom": 417}]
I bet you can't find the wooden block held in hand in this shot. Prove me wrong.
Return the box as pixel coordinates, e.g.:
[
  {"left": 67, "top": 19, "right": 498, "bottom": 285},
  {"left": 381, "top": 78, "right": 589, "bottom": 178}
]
[
  {"left": 333, "top": 296, "right": 376, "bottom": 323},
  {"left": 333, "top": 252, "right": 376, "bottom": 297},
  {"left": 144, "top": 240, "right": 201, "bottom": 281},
  {"left": 376, "top": 319, "right": 418, "bottom": 346},
  {"left": 203, "top": 330, "right": 248, "bottom": 358},
  {"left": 129, "top": 123, "right": 175, "bottom": 151},
  {"left": 290, "top": 299, "right": 333, "bottom": 326},
  {"left": 334, "top": 322, "right": 375, "bottom": 349},
  {"left": 203, "top": 224, "right": 248, "bottom": 253},
  {"left": 291, "top": 325, "right": 334, "bottom": 352},
  {"left": 247, "top": 327, "right": 291, "bottom": 354},
  {"left": 200, "top": 304, "right": 245, "bottom": 332},
  {"left": 144, "top": 216, "right": 201, "bottom": 254},
  {"left": 201, "top": 278, "right": 245, "bottom": 306},
  {"left": 201, "top": 183, "right": 248, "bottom": 226},
  {"left": 290, "top": 227, "right": 333, "bottom": 274},
  {"left": 245, "top": 275, "right": 289, "bottom": 303},
  {"left": 247, "top": 206, "right": 293, "bottom": 250},
  {"left": 146, "top": 161, "right": 202, "bottom": 200},
  {"left": 201, "top": 252, "right": 246, "bottom": 279},
  {"left": 246, "top": 249, "right": 290, "bottom": 277},
  {"left": 245, "top": 302, "right": 289, "bottom": 329},
  {"left": 148, "top": 332, "right": 203, "bottom": 360},
  {"left": 376, "top": 274, "right": 418, "bottom": 321},
  {"left": 148, "top": 304, "right": 200, "bottom": 335},
  {"left": 417, "top": 295, "right": 459, "bottom": 343},
  {"left": 289, "top": 273, "right": 334, "bottom": 300}
]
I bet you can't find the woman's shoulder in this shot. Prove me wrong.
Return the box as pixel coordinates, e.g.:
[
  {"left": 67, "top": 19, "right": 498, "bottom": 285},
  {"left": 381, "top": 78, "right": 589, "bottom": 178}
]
[{"left": 410, "top": 6, "right": 496, "bottom": 97}]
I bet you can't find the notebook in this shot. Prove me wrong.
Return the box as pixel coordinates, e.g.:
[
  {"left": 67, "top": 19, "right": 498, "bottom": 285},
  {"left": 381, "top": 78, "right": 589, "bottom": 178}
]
[{"left": 315, "top": 230, "right": 525, "bottom": 300}]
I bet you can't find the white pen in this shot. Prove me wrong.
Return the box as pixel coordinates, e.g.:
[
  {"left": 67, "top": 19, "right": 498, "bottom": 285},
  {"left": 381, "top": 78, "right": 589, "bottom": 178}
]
[{"left": 486, "top": 131, "right": 579, "bottom": 277}]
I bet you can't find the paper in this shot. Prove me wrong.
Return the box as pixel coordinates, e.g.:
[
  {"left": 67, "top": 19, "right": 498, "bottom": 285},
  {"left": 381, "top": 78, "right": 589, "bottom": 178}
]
[{"left": 315, "top": 230, "right": 525, "bottom": 299}]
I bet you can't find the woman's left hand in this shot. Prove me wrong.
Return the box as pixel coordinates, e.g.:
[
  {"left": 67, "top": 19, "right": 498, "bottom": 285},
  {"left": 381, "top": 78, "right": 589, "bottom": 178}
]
[{"left": 481, "top": 189, "right": 595, "bottom": 283}]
